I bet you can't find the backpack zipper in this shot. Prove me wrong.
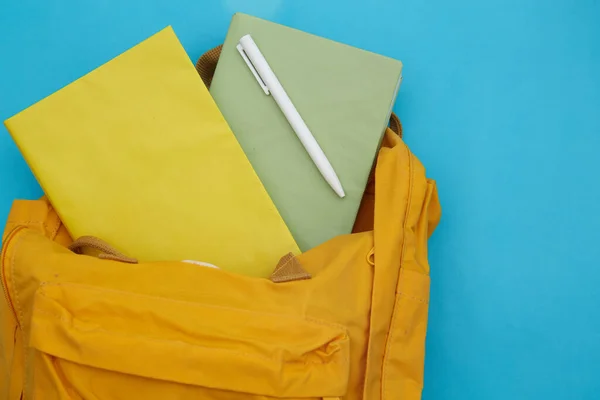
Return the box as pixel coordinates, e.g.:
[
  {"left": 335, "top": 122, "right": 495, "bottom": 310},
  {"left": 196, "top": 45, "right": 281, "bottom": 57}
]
[{"left": 1, "top": 226, "right": 26, "bottom": 327}]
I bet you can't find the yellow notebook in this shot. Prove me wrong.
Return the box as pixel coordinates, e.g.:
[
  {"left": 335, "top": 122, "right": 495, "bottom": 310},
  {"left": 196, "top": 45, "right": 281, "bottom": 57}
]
[{"left": 4, "top": 27, "right": 299, "bottom": 277}]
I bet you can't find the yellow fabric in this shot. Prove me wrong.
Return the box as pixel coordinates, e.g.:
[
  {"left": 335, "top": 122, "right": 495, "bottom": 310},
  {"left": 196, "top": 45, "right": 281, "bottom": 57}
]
[
  {"left": 3, "top": 27, "right": 299, "bottom": 277},
  {"left": 0, "top": 128, "right": 441, "bottom": 399}
]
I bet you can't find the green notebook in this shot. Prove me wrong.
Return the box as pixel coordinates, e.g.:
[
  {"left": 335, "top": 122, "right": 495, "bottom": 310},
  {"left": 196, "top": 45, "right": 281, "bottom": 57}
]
[{"left": 210, "top": 13, "right": 403, "bottom": 251}]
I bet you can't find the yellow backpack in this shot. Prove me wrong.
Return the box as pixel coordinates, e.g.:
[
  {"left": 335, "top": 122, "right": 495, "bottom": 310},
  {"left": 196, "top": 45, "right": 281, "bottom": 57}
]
[{"left": 0, "top": 49, "right": 441, "bottom": 400}]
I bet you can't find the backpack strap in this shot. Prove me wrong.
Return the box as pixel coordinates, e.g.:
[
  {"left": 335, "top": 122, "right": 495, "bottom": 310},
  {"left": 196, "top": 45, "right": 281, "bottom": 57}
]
[
  {"left": 389, "top": 112, "right": 403, "bottom": 138},
  {"left": 362, "top": 129, "right": 441, "bottom": 398},
  {"left": 270, "top": 252, "right": 311, "bottom": 283},
  {"left": 68, "top": 236, "right": 138, "bottom": 264},
  {"left": 195, "top": 44, "right": 222, "bottom": 89}
]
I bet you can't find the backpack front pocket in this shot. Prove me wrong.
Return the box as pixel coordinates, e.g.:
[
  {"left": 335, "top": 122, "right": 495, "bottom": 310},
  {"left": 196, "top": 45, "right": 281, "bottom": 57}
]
[{"left": 27, "top": 282, "right": 349, "bottom": 400}]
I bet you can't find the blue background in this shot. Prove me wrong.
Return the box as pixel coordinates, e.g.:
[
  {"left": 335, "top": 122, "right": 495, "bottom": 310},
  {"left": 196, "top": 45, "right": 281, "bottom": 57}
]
[{"left": 1, "top": 0, "right": 599, "bottom": 398}]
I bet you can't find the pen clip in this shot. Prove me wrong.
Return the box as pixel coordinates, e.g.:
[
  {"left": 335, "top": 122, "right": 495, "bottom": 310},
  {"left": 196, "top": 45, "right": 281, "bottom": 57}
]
[{"left": 237, "top": 43, "right": 270, "bottom": 95}]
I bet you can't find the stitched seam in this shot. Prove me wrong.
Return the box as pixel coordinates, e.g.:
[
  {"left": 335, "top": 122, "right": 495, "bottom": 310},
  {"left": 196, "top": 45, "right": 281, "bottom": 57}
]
[
  {"left": 1, "top": 227, "right": 23, "bottom": 327},
  {"left": 38, "top": 282, "right": 335, "bottom": 329},
  {"left": 10, "top": 229, "right": 29, "bottom": 397},
  {"left": 32, "top": 308, "right": 341, "bottom": 366},
  {"left": 396, "top": 292, "right": 428, "bottom": 304},
  {"left": 361, "top": 145, "right": 412, "bottom": 400},
  {"left": 305, "top": 317, "right": 348, "bottom": 332},
  {"left": 381, "top": 144, "right": 415, "bottom": 399},
  {"left": 382, "top": 149, "right": 416, "bottom": 398},
  {"left": 10, "top": 232, "right": 28, "bottom": 329},
  {"left": 6, "top": 220, "right": 44, "bottom": 226},
  {"left": 272, "top": 272, "right": 309, "bottom": 280},
  {"left": 37, "top": 286, "right": 296, "bottom": 347},
  {"left": 47, "top": 215, "right": 62, "bottom": 240},
  {"left": 382, "top": 271, "right": 405, "bottom": 399}
]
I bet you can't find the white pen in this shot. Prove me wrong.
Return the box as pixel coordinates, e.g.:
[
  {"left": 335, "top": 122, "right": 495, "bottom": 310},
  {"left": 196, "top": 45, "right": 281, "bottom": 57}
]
[{"left": 236, "top": 34, "right": 345, "bottom": 198}]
